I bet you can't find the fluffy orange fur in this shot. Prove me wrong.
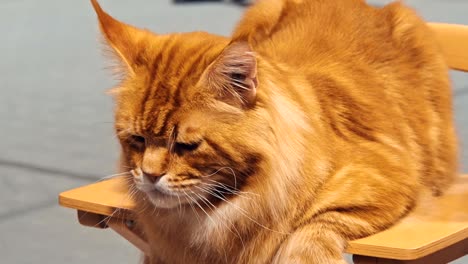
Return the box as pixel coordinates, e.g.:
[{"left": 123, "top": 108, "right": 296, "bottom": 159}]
[{"left": 91, "top": 0, "right": 458, "bottom": 263}]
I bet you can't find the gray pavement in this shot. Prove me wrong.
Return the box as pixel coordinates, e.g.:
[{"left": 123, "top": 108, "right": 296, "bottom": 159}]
[{"left": 0, "top": 0, "right": 466, "bottom": 263}]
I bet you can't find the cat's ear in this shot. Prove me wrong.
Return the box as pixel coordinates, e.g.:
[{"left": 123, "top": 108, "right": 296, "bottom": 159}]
[
  {"left": 91, "top": 0, "right": 149, "bottom": 76},
  {"left": 205, "top": 42, "right": 258, "bottom": 108}
]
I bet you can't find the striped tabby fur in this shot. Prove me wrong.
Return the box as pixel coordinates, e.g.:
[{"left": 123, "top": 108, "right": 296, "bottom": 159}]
[{"left": 91, "top": 0, "right": 458, "bottom": 263}]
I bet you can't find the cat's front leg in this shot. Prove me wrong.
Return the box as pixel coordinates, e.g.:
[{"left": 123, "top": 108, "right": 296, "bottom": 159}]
[
  {"left": 273, "top": 160, "right": 419, "bottom": 264},
  {"left": 272, "top": 225, "right": 348, "bottom": 264}
]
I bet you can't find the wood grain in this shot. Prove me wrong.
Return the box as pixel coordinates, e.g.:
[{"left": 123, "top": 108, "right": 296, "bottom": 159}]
[
  {"left": 59, "top": 177, "right": 135, "bottom": 220},
  {"left": 353, "top": 238, "right": 468, "bottom": 263},
  {"left": 346, "top": 174, "right": 468, "bottom": 260},
  {"left": 428, "top": 23, "right": 468, "bottom": 72}
]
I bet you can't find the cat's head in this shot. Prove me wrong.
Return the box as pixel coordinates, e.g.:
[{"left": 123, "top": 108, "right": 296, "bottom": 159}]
[{"left": 92, "top": 0, "right": 270, "bottom": 208}]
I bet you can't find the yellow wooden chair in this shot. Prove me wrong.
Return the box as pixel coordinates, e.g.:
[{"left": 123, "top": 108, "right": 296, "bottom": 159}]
[{"left": 59, "top": 23, "right": 468, "bottom": 264}]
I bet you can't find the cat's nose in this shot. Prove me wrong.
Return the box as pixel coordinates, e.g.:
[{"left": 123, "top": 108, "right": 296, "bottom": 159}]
[{"left": 142, "top": 170, "right": 166, "bottom": 184}]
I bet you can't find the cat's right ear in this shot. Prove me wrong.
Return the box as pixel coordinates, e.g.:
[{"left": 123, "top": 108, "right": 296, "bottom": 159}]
[
  {"left": 203, "top": 42, "right": 258, "bottom": 108},
  {"left": 91, "top": 0, "right": 149, "bottom": 76}
]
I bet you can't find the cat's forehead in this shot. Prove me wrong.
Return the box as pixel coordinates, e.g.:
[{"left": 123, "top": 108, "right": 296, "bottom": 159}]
[
  {"left": 116, "top": 33, "right": 227, "bottom": 136},
  {"left": 115, "top": 100, "right": 207, "bottom": 139},
  {"left": 135, "top": 32, "right": 228, "bottom": 100},
  {"left": 146, "top": 32, "right": 228, "bottom": 77}
]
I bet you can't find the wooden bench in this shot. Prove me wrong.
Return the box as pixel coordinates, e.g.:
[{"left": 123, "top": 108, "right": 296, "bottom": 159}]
[
  {"left": 59, "top": 174, "right": 467, "bottom": 263},
  {"left": 58, "top": 23, "right": 468, "bottom": 263}
]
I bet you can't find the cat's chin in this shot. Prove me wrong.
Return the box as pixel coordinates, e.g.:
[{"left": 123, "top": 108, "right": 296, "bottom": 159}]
[{"left": 144, "top": 190, "right": 189, "bottom": 209}]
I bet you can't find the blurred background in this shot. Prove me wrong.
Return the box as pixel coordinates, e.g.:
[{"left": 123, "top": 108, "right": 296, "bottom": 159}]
[{"left": 0, "top": 0, "right": 466, "bottom": 263}]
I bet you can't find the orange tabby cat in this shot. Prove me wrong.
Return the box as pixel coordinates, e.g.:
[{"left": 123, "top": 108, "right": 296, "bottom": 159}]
[{"left": 91, "top": 0, "right": 458, "bottom": 263}]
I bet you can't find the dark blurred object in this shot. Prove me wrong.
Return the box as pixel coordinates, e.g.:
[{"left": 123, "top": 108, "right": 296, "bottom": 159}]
[
  {"left": 173, "top": 0, "right": 252, "bottom": 6},
  {"left": 174, "top": 0, "right": 222, "bottom": 2}
]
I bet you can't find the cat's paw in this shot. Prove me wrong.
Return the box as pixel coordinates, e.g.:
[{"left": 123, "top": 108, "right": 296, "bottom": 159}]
[
  {"left": 272, "top": 226, "right": 349, "bottom": 264},
  {"left": 279, "top": 257, "right": 348, "bottom": 264}
]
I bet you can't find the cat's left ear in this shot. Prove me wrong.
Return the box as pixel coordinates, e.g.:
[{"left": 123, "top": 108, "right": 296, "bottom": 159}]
[
  {"left": 205, "top": 42, "right": 258, "bottom": 108},
  {"left": 91, "top": 0, "right": 150, "bottom": 76}
]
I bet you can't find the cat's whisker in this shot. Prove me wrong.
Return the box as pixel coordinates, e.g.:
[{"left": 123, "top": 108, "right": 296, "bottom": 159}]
[
  {"left": 206, "top": 179, "right": 260, "bottom": 197},
  {"left": 201, "top": 182, "right": 256, "bottom": 201},
  {"left": 191, "top": 190, "right": 246, "bottom": 252},
  {"left": 200, "top": 182, "right": 234, "bottom": 195},
  {"left": 127, "top": 187, "right": 140, "bottom": 203},
  {"left": 152, "top": 204, "right": 158, "bottom": 216},
  {"left": 95, "top": 180, "right": 144, "bottom": 229},
  {"left": 195, "top": 185, "right": 230, "bottom": 205},
  {"left": 183, "top": 190, "right": 202, "bottom": 224},
  {"left": 126, "top": 183, "right": 152, "bottom": 217},
  {"left": 189, "top": 191, "right": 217, "bottom": 227},
  {"left": 196, "top": 186, "right": 266, "bottom": 234},
  {"left": 192, "top": 188, "right": 246, "bottom": 250},
  {"left": 200, "top": 167, "right": 234, "bottom": 179},
  {"left": 200, "top": 166, "right": 238, "bottom": 190},
  {"left": 96, "top": 171, "right": 131, "bottom": 183},
  {"left": 176, "top": 192, "right": 183, "bottom": 217},
  {"left": 197, "top": 185, "right": 289, "bottom": 235},
  {"left": 90, "top": 171, "right": 131, "bottom": 185},
  {"left": 202, "top": 181, "right": 231, "bottom": 193},
  {"left": 221, "top": 166, "right": 238, "bottom": 190},
  {"left": 93, "top": 203, "right": 122, "bottom": 228},
  {"left": 197, "top": 185, "right": 231, "bottom": 205},
  {"left": 205, "top": 180, "right": 240, "bottom": 193}
]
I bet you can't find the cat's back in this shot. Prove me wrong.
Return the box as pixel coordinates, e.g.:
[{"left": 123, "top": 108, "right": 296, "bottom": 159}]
[
  {"left": 258, "top": 0, "right": 425, "bottom": 69},
  {"left": 243, "top": 0, "right": 457, "bottom": 194}
]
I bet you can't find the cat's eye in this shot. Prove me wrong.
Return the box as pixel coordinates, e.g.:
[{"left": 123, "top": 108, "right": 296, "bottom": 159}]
[
  {"left": 128, "top": 135, "right": 146, "bottom": 150},
  {"left": 174, "top": 141, "right": 201, "bottom": 154}
]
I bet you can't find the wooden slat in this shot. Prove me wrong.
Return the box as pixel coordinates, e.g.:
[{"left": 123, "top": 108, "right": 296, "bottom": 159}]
[
  {"left": 346, "top": 174, "right": 468, "bottom": 260},
  {"left": 353, "top": 238, "right": 468, "bottom": 264},
  {"left": 107, "top": 218, "right": 150, "bottom": 255},
  {"left": 428, "top": 23, "right": 468, "bottom": 72},
  {"left": 59, "top": 177, "right": 135, "bottom": 220},
  {"left": 77, "top": 210, "right": 107, "bottom": 228}
]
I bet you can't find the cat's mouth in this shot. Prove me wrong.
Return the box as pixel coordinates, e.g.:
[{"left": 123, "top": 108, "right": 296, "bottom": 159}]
[{"left": 131, "top": 169, "right": 207, "bottom": 208}]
